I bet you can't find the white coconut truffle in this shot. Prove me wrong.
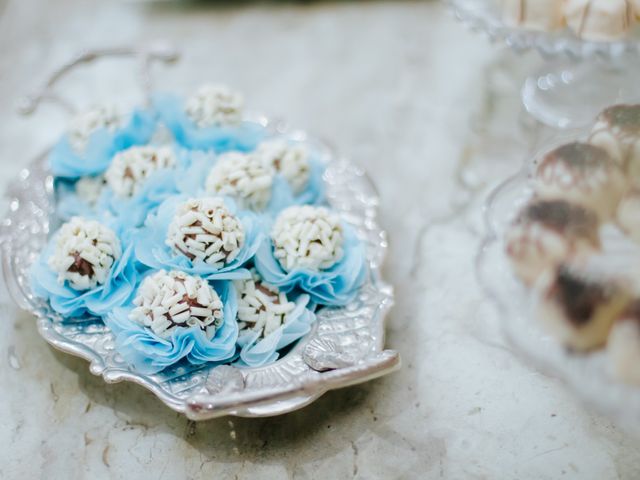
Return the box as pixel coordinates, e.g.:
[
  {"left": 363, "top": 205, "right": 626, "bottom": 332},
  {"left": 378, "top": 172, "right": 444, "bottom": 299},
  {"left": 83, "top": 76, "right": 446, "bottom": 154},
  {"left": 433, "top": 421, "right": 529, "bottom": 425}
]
[
  {"left": 254, "top": 140, "right": 311, "bottom": 194},
  {"left": 590, "top": 105, "right": 640, "bottom": 189},
  {"left": 234, "top": 271, "right": 296, "bottom": 338},
  {"left": 505, "top": 199, "right": 601, "bottom": 286},
  {"left": 501, "top": 0, "right": 565, "bottom": 31},
  {"left": 205, "top": 152, "right": 274, "bottom": 210},
  {"left": 271, "top": 205, "right": 344, "bottom": 272},
  {"left": 67, "top": 105, "right": 121, "bottom": 153},
  {"left": 564, "top": 0, "right": 634, "bottom": 42},
  {"left": 534, "top": 142, "right": 627, "bottom": 221},
  {"left": 75, "top": 175, "right": 106, "bottom": 206},
  {"left": 166, "top": 197, "right": 245, "bottom": 268},
  {"left": 608, "top": 301, "right": 640, "bottom": 385},
  {"left": 536, "top": 265, "right": 630, "bottom": 351},
  {"left": 48, "top": 217, "right": 122, "bottom": 291},
  {"left": 129, "top": 270, "right": 223, "bottom": 339},
  {"left": 105, "top": 145, "right": 176, "bottom": 198},
  {"left": 185, "top": 84, "right": 244, "bottom": 128}
]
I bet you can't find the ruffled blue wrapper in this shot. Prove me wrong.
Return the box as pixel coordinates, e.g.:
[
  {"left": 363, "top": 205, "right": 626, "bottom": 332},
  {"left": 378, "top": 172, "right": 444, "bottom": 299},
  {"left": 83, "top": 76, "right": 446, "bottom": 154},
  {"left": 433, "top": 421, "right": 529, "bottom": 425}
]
[
  {"left": 153, "top": 93, "right": 266, "bottom": 153},
  {"left": 265, "top": 156, "right": 326, "bottom": 215},
  {"left": 105, "top": 280, "right": 239, "bottom": 374},
  {"left": 55, "top": 178, "right": 105, "bottom": 222},
  {"left": 133, "top": 195, "right": 263, "bottom": 280},
  {"left": 30, "top": 236, "right": 139, "bottom": 319},
  {"left": 235, "top": 293, "right": 316, "bottom": 367},
  {"left": 176, "top": 153, "right": 326, "bottom": 220},
  {"left": 56, "top": 148, "right": 197, "bottom": 228},
  {"left": 254, "top": 226, "right": 367, "bottom": 306},
  {"left": 49, "top": 109, "right": 157, "bottom": 179},
  {"left": 294, "top": 156, "right": 326, "bottom": 206}
]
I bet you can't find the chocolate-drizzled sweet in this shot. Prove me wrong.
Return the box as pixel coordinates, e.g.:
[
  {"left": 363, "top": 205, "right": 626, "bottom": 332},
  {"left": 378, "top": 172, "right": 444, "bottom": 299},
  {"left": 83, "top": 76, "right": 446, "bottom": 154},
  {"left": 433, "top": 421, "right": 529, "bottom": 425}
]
[
  {"left": 591, "top": 104, "right": 640, "bottom": 189},
  {"left": 598, "top": 105, "right": 640, "bottom": 137},
  {"left": 517, "top": 199, "right": 600, "bottom": 243},
  {"left": 535, "top": 142, "right": 626, "bottom": 220},
  {"left": 565, "top": 0, "right": 634, "bottom": 42},
  {"left": 547, "top": 267, "right": 614, "bottom": 328},
  {"left": 505, "top": 198, "right": 601, "bottom": 285},
  {"left": 501, "top": 0, "right": 565, "bottom": 31},
  {"left": 537, "top": 265, "right": 630, "bottom": 351}
]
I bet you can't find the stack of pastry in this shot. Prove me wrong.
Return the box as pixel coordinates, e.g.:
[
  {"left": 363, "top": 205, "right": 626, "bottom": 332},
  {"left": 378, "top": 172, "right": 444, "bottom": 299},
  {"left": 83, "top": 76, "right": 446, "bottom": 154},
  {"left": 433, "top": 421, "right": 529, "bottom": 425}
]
[
  {"left": 505, "top": 104, "right": 640, "bottom": 385},
  {"left": 501, "top": 0, "right": 638, "bottom": 42}
]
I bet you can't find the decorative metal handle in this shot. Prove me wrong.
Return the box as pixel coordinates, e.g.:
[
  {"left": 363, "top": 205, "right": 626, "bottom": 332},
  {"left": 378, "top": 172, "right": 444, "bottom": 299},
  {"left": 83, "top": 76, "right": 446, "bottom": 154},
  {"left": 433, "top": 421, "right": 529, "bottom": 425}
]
[{"left": 17, "top": 42, "right": 180, "bottom": 116}]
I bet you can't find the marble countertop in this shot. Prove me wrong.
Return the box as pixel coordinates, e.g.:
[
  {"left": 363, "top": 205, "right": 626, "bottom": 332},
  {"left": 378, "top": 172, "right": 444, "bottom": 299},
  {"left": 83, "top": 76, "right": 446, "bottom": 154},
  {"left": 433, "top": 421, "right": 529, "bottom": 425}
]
[{"left": 1, "top": 1, "right": 640, "bottom": 478}]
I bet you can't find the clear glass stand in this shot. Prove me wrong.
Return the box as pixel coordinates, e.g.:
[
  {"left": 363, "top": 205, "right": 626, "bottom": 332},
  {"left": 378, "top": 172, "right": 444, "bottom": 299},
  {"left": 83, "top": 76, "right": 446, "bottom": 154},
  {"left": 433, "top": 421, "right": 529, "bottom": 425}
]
[
  {"left": 522, "top": 59, "right": 640, "bottom": 128},
  {"left": 447, "top": 0, "right": 640, "bottom": 129}
]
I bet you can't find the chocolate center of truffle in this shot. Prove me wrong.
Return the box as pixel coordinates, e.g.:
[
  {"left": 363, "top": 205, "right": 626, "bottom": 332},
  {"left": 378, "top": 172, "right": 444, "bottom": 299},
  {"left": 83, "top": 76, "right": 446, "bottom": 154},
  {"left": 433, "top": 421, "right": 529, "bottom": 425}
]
[
  {"left": 67, "top": 252, "right": 95, "bottom": 277},
  {"left": 158, "top": 281, "right": 220, "bottom": 331}
]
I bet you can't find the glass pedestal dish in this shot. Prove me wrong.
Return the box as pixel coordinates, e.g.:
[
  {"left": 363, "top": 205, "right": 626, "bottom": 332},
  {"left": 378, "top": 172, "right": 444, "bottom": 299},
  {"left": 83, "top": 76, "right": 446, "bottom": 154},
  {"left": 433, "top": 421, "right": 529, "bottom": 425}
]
[
  {"left": 476, "top": 130, "right": 640, "bottom": 434},
  {"left": 448, "top": 0, "right": 640, "bottom": 129}
]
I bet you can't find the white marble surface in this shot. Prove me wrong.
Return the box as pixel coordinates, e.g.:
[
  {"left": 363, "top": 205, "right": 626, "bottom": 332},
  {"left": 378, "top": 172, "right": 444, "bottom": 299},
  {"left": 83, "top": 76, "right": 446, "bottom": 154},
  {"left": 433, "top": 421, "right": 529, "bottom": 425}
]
[{"left": 1, "top": 1, "right": 640, "bottom": 478}]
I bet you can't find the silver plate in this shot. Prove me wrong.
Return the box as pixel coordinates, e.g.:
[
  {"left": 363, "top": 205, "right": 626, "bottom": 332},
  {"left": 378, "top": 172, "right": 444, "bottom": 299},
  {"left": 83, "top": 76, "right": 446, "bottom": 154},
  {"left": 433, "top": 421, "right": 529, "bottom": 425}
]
[{"left": 0, "top": 123, "right": 399, "bottom": 420}]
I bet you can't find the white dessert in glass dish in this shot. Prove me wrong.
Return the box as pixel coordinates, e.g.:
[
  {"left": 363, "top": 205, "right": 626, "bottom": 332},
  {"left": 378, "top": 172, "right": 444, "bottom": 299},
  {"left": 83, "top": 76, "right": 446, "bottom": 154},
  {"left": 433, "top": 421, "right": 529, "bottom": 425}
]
[
  {"left": 533, "top": 142, "right": 627, "bottom": 221},
  {"left": 505, "top": 198, "right": 601, "bottom": 286},
  {"left": 501, "top": 0, "right": 565, "bottom": 32},
  {"left": 535, "top": 265, "right": 631, "bottom": 351},
  {"left": 564, "top": 0, "right": 635, "bottom": 42}
]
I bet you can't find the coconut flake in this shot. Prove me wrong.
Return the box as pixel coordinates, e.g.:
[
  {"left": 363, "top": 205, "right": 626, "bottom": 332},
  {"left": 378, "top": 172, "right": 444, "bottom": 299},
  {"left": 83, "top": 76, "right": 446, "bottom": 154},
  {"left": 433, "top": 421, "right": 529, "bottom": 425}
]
[
  {"left": 234, "top": 271, "right": 295, "bottom": 338},
  {"left": 205, "top": 152, "right": 274, "bottom": 210},
  {"left": 254, "top": 139, "right": 310, "bottom": 193},
  {"left": 271, "top": 205, "right": 344, "bottom": 271},
  {"left": 166, "top": 197, "right": 245, "bottom": 268},
  {"left": 48, "top": 217, "right": 122, "bottom": 291},
  {"left": 129, "top": 270, "right": 224, "bottom": 339},
  {"left": 67, "top": 105, "right": 121, "bottom": 153},
  {"left": 185, "top": 84, "right": 244, "bottom": 128},
  {"left": 105, "top": 145, "right": 176, "bottom": 198}
]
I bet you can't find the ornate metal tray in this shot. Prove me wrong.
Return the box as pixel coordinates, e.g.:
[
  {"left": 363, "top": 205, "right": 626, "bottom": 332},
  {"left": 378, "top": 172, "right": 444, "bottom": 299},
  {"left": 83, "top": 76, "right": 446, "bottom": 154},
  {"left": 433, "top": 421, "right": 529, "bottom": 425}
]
[{"left": 0, "top": 47, "right": 399, "bottom": 420}]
